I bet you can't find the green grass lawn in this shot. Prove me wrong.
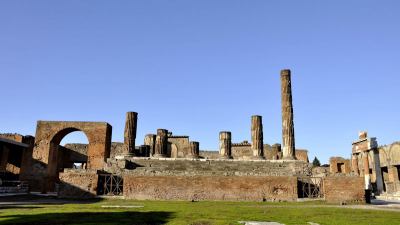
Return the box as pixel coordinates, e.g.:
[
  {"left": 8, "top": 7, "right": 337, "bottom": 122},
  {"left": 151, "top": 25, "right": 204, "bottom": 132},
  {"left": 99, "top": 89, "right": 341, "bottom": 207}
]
[{"left": 0, "top": 197, "right": 399, "bottom": 225}]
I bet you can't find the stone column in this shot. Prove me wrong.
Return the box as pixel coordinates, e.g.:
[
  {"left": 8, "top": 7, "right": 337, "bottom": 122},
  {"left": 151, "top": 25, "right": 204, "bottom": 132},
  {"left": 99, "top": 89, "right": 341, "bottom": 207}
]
[
  {"left": 219, "top": 131, "right": 232, "bottom": 159},
  {"left": 363, "top": 151, "right": 371, "bottom": 190},
  {"left": 281, "top": 69, "right": 296, "bottom": 160},
  {"left": 189, "top": 141, "right": 200, "bottom": 159},
  {"left": 124, "top": 112, "right": 138, "bottom": 155},
  {"left": 351, "top": 154, "right": 360, "bottom": 175},
  {"left": 154, "top": 129, "right": 168, "bottom": 158},
  {"left": 251, "top": 115, "right": 264, "bottom": 159},
  {"left": 144, "top": 134, "right": 156, "bottom": 156}
]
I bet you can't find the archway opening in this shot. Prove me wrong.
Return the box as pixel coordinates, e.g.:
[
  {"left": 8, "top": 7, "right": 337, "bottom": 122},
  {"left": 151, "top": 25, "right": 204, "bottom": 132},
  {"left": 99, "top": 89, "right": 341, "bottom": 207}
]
[
  {"left": 48, "top": 129, "right": 89, "bottom": 182},
  {"left": 60, "top": 131, "right": 89, "bottom": 170}
]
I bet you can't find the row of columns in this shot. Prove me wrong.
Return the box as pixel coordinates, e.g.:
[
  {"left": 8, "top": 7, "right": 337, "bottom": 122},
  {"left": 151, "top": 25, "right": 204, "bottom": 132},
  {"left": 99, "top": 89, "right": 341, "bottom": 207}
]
[
  {"left": 123, "top": 112, "right": 200, "bottom": 158},
  {"left": 124, "top": 69, "right": 296, "bottom": 160},
  {"left": 218, "top": 69, "right": 296, "bottom": 160}
]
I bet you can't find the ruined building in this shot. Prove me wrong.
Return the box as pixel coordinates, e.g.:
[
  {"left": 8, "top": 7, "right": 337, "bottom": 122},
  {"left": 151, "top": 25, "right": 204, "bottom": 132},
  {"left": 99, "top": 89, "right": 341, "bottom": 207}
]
[{"left": 0, "top": 69, "right": 365, "bottom": 203}]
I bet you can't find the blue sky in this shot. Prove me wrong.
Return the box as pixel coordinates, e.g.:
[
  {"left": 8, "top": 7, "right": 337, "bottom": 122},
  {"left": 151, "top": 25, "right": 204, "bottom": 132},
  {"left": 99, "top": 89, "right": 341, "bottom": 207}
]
[{"left": 1, "top": 1, "right": 400, "bottom": 163}]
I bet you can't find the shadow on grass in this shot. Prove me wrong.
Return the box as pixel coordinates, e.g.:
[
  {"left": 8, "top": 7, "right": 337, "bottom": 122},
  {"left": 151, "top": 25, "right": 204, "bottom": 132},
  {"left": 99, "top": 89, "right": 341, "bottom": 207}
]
[{"left": 0, "top": 211, "right": 174, "bottom": 225}]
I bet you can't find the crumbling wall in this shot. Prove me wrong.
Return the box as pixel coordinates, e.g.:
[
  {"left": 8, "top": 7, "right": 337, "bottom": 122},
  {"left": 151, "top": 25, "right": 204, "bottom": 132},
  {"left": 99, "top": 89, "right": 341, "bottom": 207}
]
[
  {"left": 295, "top": 150, "right": 309, "bottom": 162},
  {"left": 124, "top": 175, "right": 298, "bottom": 201},
  {"left": 323, "top": 176, "right": 365, "bottom": 203},
  {"left": 329, "top": 157, "right": 351, "bottom": 174}
]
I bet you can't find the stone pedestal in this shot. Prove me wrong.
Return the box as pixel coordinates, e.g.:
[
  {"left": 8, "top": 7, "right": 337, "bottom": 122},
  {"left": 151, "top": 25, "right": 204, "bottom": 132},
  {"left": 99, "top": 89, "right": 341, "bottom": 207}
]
[
  {"left": 189, "top": 141, "right": 200, "bottom": 159},
  {"left": 154, "top": 129, "right": 168, "bottom": 158},
  {"left": 144, "top": 134, "right": 156, "bottom": 156},
  {"left": 219, "top": 131, "right": 232, "bottom": 159},
  {"left": 251, "top": 115, "right": 264, "bottom": 159},
  {"left": 124, "top": 112, "right": 138, "bottom": 155},
  {"left": 281, "top": 69, "right": 296, "bottom": 160}
]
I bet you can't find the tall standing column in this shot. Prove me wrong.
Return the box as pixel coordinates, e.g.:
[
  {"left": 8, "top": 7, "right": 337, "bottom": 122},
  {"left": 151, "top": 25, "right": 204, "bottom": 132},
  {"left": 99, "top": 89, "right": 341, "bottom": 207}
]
[
  {"left": 281, "top": 69, "right": 296, "bottom": 160},
  {"left": 251, "top": 115, "right": 264, "bottom": 159},
  {"left": 124, "top": 112, "right": 138, "bottom": 155},
  {"left": 189, "top": 141, "right": 200, "bottom": 159},
  {"left": 219, "top": 131, "right": 232, "bottom": 159},
  {"left": 154, "top": 129, "right": 168, "bottom": 158}
]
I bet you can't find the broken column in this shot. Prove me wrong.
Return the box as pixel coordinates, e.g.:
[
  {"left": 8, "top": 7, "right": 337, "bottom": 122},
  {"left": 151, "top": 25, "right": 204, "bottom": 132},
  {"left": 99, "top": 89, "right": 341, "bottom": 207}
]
[
  {"left": 281, "top": 69, "right": 296, "bottom": 160},
  {"left": 189, "top": 141, "right": 200, "bottom": 159},
  {"left": 251, "top": 115, "right": 264, "bottom": 159},
  {"left": 219, "top": 131, "right": 232, "bottom": 159},
  {"left": 154, "top": 129, "right": 168, "bottom": 158},
  {"left": 144, "top": 134, "right": 156, "bottom": 156},
  {"left": 124, "top": 112, "right": 138, "bottom": 155}
]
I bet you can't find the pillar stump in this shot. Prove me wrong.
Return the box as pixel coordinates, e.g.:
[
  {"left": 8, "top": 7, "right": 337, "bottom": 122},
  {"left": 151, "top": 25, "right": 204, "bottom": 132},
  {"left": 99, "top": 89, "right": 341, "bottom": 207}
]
[
  {"left": 189, "top": 141, "right": 200, "bottom": 159},
  {"left": 154, "top": 129, "right": 168, "bottom": 158},
  {"left": 251, "top": 115, "right": 264, "bottom": 159},
  {"left": 219, "top": 131, "right": 232, "bottom": 159}
]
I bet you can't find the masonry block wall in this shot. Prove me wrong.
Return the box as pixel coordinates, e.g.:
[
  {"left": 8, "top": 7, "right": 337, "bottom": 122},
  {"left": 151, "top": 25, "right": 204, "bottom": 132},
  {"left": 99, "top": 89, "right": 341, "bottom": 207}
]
[
  {"left": 123, "top": 175, "right": 298, "bottom": 201},
  {"left": 58, "top": 170, "right": 98, "bottom": 198},
  {"left": 324, "top": 177, "right": 365, "bottom": 203}
]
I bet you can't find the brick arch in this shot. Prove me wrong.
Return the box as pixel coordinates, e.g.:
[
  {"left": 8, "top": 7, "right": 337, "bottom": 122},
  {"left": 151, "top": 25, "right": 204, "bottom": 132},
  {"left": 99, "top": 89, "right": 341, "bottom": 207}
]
[{"left": 30, "top": 121, "right": 112, "bottom": 191}]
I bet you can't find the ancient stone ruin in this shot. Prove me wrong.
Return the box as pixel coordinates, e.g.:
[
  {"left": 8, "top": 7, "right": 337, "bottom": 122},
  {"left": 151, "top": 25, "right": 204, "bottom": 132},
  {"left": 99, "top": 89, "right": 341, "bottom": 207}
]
[{"left": 0, "top": 69, "right": 369, "bottom": 203}]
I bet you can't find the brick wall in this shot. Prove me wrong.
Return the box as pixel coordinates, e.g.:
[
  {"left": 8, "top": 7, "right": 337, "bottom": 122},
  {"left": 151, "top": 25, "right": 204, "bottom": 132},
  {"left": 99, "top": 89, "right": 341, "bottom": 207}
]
[
  {"left": 58, "top": 170, "right": 98, "bottom": 198},
  {"left": 323, "top": 176, "right": 365, "bottom": 203},
  {"left": 123, "top": 175, "right": 298, "bottom": 201}
]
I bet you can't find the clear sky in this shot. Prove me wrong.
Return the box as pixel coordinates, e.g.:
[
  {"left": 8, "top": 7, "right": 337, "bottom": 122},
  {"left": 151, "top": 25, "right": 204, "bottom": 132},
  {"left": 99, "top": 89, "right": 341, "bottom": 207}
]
[{"left": 1, "top": 1, "right": 400, "bottom": 163}]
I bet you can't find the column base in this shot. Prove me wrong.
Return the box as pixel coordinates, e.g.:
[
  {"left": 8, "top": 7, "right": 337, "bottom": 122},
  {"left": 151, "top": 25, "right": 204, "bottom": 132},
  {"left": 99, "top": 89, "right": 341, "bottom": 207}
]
[
  {"left": 187, "top": 155, "right": 200, "bottom": 159},
  {"left": 219, "top": 156, "right": 233, "bottom": 160}
]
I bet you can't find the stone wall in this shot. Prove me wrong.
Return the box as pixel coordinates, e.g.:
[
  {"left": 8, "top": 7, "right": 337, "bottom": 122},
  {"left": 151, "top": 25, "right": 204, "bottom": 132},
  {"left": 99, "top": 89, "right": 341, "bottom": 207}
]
[
  {"left": 65, "top": 142, "right": 125, "bottom": 159},
  {"left": 379, "top": 142, "right": 400, "bottom": 167},
  {"left": 119, "top": 158, "right": 310, "bottom": 177},
  {"left": 323, "top": 176, "right": 365, "bottom": 203},
  {"left": 123, "top": 175, "right": 298, "bottom": 201},
  {"left": 329, "top": 157, "right": 351, "bottom": 174},
  {"left": 58, "top": 169, "right": 98, "bottom": 198}
]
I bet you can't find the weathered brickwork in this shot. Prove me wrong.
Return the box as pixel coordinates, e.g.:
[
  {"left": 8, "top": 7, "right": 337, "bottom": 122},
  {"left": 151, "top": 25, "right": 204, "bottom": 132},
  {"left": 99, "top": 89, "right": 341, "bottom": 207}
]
[
  {"left": 324, "top": 177, "right": 365, "bottom": 203},
  {"left": 329, "top": 157, "right": 351, "bottom": 174},
  {"left": 58, "top": 170, "right": 98, "bottom": 198},
  {"left": 124, "top": 175, "right": 298, "bottom": 201}
]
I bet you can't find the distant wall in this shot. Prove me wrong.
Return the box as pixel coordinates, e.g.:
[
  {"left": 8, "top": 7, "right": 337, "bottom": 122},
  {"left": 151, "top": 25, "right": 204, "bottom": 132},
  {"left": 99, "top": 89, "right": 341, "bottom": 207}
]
[
  {"left": 323, "top": 177, "right": 365, "bottom": 203},
  {"left": 123, "top": 175, "right": 298, "bottom": 201}
]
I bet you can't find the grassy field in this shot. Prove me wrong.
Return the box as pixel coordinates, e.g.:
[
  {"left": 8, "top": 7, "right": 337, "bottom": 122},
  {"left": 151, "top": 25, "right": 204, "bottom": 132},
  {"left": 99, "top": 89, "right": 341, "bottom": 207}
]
[{"left": 0, "top": 197, "right": 399, "bottom": 225}]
